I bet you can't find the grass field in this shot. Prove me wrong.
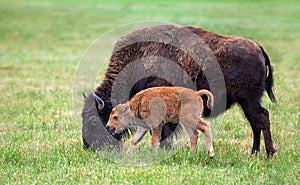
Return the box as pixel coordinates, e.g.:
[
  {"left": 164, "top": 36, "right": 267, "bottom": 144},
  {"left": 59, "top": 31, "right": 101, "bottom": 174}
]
[{"left": 1, "top": 0, "right": 299, "bottom": 184}]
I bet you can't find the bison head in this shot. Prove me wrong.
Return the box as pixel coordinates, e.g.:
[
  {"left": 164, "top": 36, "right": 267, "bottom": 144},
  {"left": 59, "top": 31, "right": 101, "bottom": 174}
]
[{"left": 81, "top": 92, "right": 128, "bottom": 150}]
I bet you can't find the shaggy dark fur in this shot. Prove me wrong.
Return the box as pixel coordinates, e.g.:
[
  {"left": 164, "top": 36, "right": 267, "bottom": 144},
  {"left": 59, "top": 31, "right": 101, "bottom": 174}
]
[{"left": 82, "top": 25, "right": 276, "bottom": 156}]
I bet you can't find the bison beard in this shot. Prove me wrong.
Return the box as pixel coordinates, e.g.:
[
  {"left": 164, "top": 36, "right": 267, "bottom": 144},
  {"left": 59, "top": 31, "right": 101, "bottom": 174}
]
[{"left": 81, "top": 25, "right": 277, "bottom": 156}]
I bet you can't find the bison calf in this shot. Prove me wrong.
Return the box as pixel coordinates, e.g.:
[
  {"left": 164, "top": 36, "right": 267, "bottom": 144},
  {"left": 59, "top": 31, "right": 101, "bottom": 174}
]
[{"left": 106, "top": 86, "right": 215, "bottom": 157}]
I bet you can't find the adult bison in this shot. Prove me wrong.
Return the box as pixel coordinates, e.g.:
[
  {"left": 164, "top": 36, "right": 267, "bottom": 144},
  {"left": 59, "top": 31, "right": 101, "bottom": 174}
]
[{"left": 81, "top": 24, "right": 276, "bottom": 156}]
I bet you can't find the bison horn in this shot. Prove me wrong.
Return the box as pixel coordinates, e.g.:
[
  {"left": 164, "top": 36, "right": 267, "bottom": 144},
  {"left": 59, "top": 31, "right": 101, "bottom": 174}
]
[
  {"left": 92, "top": 92, "right": 105, "bottom": 110},
  {"left": 82, "top": 92, "right": 87, "bottom": 98}
]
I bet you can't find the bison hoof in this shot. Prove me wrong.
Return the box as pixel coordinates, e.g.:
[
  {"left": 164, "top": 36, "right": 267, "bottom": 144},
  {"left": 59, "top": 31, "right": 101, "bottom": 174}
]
[
  {"left": 251, "top": 150, "right": 260, "bottom": 155},
  {"left": 267, "top": 148, "right": 277, "bottom": 158}
]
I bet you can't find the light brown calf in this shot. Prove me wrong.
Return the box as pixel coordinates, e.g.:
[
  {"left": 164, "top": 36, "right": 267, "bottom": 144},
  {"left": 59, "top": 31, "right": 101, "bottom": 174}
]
[{"left": 106, "top": 86, "right": 215, "bottom": 157}]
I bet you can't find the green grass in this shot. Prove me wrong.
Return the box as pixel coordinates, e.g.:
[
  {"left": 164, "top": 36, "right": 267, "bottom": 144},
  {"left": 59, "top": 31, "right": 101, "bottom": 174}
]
[{"left": 1, "top": 0, "right": 299, "bottom": 184}]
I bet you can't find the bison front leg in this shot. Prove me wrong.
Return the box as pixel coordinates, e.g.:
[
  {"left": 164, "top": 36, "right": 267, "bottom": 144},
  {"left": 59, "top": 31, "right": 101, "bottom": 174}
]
[
  {"left": 160, "top": 123, "right": 179, "bottom": 149},
  {"left": 240, "top": 100, "right": 276, "bottom": 157},
  {"left": 126, "top": 127, "right": 147, "bottom": 155}
]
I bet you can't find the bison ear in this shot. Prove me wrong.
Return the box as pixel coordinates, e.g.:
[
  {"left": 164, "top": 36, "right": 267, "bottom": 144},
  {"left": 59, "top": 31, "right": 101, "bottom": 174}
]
[{"left": 92, "top": 92, "right": 105, "bottom": 110}]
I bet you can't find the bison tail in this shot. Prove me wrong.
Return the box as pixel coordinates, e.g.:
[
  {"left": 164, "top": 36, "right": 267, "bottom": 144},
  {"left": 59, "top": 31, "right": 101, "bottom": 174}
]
[
  {"left": 260, "top": 46, "right": 277, "bottom": 102},
  {"left": 197, "top": 89, "right": 214, "bottom": 109}
]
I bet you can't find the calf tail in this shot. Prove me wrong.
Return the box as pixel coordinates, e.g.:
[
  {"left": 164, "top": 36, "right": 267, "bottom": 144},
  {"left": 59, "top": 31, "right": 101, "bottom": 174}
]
[
  {"left": 260, "top": 45, "right": 277, "bottom": 102},
  {"left": 197, "top": 89, "right": 214, "bottom": 109}
]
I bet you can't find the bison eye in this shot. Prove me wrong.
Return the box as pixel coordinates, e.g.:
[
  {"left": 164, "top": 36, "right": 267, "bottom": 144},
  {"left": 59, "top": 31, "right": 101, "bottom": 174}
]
[{"left": 113, "top": 116, "right": 118, "bottom": 120}]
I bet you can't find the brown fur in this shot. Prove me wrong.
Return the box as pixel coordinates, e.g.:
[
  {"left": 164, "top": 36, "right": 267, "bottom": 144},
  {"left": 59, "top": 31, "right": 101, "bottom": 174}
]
[{"left": 106, "top": 87, "right": 215, "bottom": 157}]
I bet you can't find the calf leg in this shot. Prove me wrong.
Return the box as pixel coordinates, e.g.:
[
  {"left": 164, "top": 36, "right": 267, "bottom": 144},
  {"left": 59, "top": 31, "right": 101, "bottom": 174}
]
[
  {"left": 183, "top": 125, "right": 199, "bottom": 153},
  {"left": 126, "top": 127, "right": 147, "bottom": 155},
  {"left": 197, "top": 119, "right": 214, "bottom": 157},
  {"left": 151, "top": 126, "right": 161, "bottom": 150},
  {"left": 240, "top": 100, "right": 276, "bottom": 157}
]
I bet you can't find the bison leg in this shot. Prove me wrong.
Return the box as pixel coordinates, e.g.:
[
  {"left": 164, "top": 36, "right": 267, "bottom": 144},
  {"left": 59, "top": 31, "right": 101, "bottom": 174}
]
[
  {"left": 160, "top": 123, "right": 179, "bottom": 149},
  {"left": 240, "top": 100, "right": 276, "bottom": 156},
  {"left": 196, "top": 119, "right": 214, "bottom": 158},
  {"left": 126, "top": 127, "right": 147, "bottom": 155},
  {"left": 183, "top": 125, "right": 199, "bottom": 153},
  {"left": 249, "top": 123, "right": 261, "bottom": 154}
]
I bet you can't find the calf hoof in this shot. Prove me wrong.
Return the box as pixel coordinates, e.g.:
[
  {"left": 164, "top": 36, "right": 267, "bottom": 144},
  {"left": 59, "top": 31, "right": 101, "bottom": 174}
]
[
  {"left": 209, "top": 151, "right": 215, "bottom": 158},
  {"left": 126, "top": 146, "right": 135, "bottom": 155},
  {"left": 125, "top": 150, "right": 131, "bottom": 156},
  {"left": 151, "top": 144, "right": 159, "bottom": 151},
  {"left": 190, "top": 147, "right": 196, "bottom": 154}
]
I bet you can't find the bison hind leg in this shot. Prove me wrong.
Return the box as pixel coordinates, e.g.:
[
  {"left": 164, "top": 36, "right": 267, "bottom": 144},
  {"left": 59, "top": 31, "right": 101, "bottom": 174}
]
[{"left": 239, "top": 100, "right": 276, "bottom": 156}]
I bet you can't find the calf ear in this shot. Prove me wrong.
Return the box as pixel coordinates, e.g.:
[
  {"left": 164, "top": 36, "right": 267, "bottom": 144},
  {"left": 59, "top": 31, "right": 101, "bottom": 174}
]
[{"left": 124, "top": 105, "right": 130, "bottom": 114}]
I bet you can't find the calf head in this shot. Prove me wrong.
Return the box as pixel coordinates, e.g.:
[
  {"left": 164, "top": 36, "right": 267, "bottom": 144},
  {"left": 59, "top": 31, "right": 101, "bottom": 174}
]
[{"left": 107, "top": 103, "right": 130, "bottom": 134}]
